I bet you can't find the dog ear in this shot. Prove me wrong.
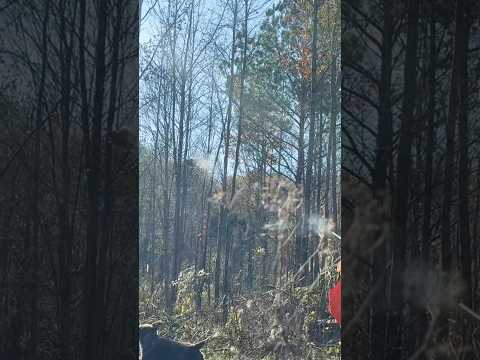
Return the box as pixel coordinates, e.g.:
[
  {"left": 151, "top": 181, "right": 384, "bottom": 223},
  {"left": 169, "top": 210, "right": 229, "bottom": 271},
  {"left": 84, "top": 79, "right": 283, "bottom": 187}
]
[
  {"left": 191, "top": 339, "right": 208, "bottom": 350},
  {"left": 150, "top": 320, "right": 162, "bottom": 330},
  {"left": 139, "top": 323, "right": 154, "bottom": 329},
  {"left": 139, "top": 323, "right": 158, "bottom": 337}
]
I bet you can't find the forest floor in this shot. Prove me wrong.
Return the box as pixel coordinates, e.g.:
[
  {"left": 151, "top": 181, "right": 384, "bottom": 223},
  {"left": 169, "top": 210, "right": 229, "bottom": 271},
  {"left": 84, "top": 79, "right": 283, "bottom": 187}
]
[{"left": 140, "top": 279, "right": 341, "bottom": 360}]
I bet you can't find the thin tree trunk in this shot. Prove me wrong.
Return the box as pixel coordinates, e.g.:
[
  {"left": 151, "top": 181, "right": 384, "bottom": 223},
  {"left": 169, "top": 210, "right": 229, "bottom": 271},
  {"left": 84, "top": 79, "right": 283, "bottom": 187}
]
[
  {"left": 165, "top": 0, "right": 178, "bottom": 311},
  {"left": 438, "top": 0, "right": 464, "bottom": 349},
  {"left": 329, "top": 13, "right": 339, "bottom": 229},
  {"left": 231, "top": 0, "right": 249, "bottom": 199},
  {"left": 295, "top": 82, "right": 306, "bottom": 281},
  {"left": 58, "top": 2, "right": 76, "bottom": 358},
  {"left": 171, "top": 0, "right": 194, "bottom": 310},
  {"left": 161, "top": 65, "right": 171, "bottom": 304},
  {"left": 325, "top": 73, "right": 334, "bottom": 221},
  {"left": 421, "top": 9, "right": 436, "bottom": 266},
  {"left": 330, "top": 66, "right": 339, "bottom": 230},
  {"left": 388, "top": 0, "right": 419, "bottom": 357},
  {"left": 28, "top": 2, "right": 51, "bottom": 357},
  {"left": 415, "top": 7, "right": 437, "bottom": 353},
  {"left": 85, "top": 0, "right": 108, "bottom": 358},
  {"left": 97, "top": 2, "right": 123, "bottom": 356},
  {"left": 303, "top": 0, "right": 319, "bottom": 284},
  {"left": 217, "top": 0, "right": 238, "bottom": 314},
  {"left": 369, "top": 1, "right": 393, "bottom": 357},
  {"left": 316, "top": 110, "right": 324, "bottom": 215},
  {"left": 196, "top": 64, "right": 218, "bottom": 311},
  {"left": 456, "top": 2, "right": 472, "bottom": 358}
]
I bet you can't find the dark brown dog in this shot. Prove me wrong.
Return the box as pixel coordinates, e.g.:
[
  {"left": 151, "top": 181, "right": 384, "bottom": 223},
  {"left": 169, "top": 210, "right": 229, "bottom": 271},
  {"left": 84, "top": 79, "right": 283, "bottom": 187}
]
[{"left": 139, "top": 324, "right": 207, "bottom": 360}]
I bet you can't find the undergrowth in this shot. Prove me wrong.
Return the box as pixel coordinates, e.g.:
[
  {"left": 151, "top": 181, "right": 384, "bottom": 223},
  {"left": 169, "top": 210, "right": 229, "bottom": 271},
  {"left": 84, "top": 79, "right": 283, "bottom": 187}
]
[{"left": 140, "top": 268, "right": 340, "bottom": 360}]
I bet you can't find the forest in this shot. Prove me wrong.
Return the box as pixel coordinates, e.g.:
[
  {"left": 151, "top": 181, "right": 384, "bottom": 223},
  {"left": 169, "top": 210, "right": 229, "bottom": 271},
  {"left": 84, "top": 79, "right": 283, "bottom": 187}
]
[
  {"left": 138, "top": 0, "right": 341, "bottom": 359},
  {"left": 0, "top": 1, "right": 139, "bottom": 359},
  {"left": 343, "top": 0, "right": 480, "bottom": 359},
  {"left": 3, "top": 0, "right": 477, "bottom": 359}
]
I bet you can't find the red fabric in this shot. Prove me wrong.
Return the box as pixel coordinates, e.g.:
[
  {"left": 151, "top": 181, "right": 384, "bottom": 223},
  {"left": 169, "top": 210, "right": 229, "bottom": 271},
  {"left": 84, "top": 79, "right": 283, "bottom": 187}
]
[{"left": 328, "top": 280, "right": 341, "bottom": 325}]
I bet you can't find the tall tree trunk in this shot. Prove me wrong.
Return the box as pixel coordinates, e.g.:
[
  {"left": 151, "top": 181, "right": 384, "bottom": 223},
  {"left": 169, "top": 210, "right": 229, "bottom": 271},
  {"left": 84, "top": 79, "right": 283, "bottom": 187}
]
[
  {"left": 325, "top": 59, "right": 336, "bottom": 222},
  {"left": 316, "top": 110, "right": 324, "bottom": 215},
  {"left": 388, "top": 0, "right": 419, "bottom": 358},
  {"left": 456, "top": 1, "right": 471, "bottom": 358},
  {"left": 330, "top": 61, "right": 339, "bottom": 230},
  {"left": 171, "top": 0, "right": 194, "bottom": 310},
  {"left": 85, "top": 0, "right": 108, "bottom": 358},
  {"left": 303, "top": 0, "right": 320, "bottom": 284},
  {"left": 421, "top": 8, "right": 436, "bottom": 266},
  {"left": 216, "top": 0, "right": 238, "bottom": 315},
  {"left": 231, "top": 0, "right": 249, "bottom": 199},
  {"left": 196, "top": 63, "right": 221, "bottom": 310},
  {"left": 369, "top": 1, "right": 393, "bottom": 358},
  {"left": 96, "top": 2, "right": 123, "bottom": 356},
  {"left": 415, "top": 7, "right": 437, "bottom": 353},
  {"left": 161, "top": 66, "right": 171, "bottom": 304},
  {"left": 29, "top": 3, "right": 51, "bottom": 357},
  {"left": 165, "top": 0, "right": 178, "bottom": 311},
  {"left": 438, "top": 0, "right": 465, "bottom": 348},
  {"left": 328, "top": 11, "right": 339, "bottom": 229},
  {"left": 58, "top": 2, "right": 76, "bottom": 358},
  {"left": 295, "top": 82, "right": 306, "bottom": 281},
  {"left": 146, "top": 91, "right": 161, "bottom": 287}
]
